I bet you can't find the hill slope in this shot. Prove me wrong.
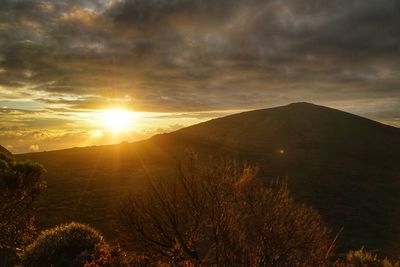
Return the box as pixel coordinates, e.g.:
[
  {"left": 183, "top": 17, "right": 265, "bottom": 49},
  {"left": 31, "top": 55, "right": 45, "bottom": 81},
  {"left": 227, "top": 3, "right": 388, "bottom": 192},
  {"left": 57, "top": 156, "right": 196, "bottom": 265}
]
[
  {"left": 0, "top": 145, "right": 11, "bottom": 155},
  {"left": 16, "top": 103, "right": 400, "bottom": 255},
  {"left": 152, "top": 103, "right": 400, "bottom": 254},
  {"left": 155, "top": 102, "right": 399, "bottom": 162}
]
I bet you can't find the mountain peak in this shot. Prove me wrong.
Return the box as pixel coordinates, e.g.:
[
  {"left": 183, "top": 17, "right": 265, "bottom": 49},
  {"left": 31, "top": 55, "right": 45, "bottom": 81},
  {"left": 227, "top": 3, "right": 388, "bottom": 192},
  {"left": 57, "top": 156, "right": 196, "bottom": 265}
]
[
  {"left": 286, "top": 102, "right": 317, "bottom": 107},
  {"left": 159, "top": 102, "right": 399, "bottom": 156},
  {"left": 281, "top": 102, "right": 334, "bottom": 111}
]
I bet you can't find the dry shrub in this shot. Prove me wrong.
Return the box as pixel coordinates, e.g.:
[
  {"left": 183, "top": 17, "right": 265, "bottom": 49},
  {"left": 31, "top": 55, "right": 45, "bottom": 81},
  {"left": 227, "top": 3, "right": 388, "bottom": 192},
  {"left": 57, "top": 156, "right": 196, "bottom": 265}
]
[
  {"left": 22, "top": 222, "right": 104, "bottom": 267},
  {"left": 84, "top": 243, "right": 156, "bottom": 267},
  {"left": 0, "top": 152, "right": 46, "bottom": 265},
  {"left": 119, "top": 155, "right": 335, "bottom": 266},
  {"left": 334, "top": 248, "right": 400, "bottom": 267}
]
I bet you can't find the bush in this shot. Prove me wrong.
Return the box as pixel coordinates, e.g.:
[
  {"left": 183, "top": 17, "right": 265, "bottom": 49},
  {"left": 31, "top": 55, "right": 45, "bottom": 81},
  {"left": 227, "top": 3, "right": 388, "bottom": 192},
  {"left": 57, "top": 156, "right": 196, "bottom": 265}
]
[
  {"left": 335, "top": 248, "right": 400, "bottom": 267},
  {"left": 22, "top": 222, "right": 105, "bottom": 267},
  {"left": 119, "top": 155, "right": 335, "bottom": 266},
  {"left": 0, "top": 152, "right": 46, "bottom": 265},
  {"left": 84, "top": 244, "right": 155, "bottom": 267}
]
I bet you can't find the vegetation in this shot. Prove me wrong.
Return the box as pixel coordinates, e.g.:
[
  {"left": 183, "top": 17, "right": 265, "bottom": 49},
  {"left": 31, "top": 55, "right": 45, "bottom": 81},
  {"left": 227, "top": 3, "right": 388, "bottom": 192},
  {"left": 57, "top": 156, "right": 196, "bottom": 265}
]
[
  {"left": 0, "top": 152, "right": 46, "bottom": 265},
  {"left": 119, "top": 155, "right": 335, "bottom": 266},
  {"left": 22, "top": 222, "right": 105, "bottom": 267},
  {"left": 0, "top": 148, "right": 399, "bottom": 265},
  {"left": 84, "top": 244, "right": 155, "bottom": 267},
  {"left": 335, "top": 248, "right": 400, "bottom": 267}
]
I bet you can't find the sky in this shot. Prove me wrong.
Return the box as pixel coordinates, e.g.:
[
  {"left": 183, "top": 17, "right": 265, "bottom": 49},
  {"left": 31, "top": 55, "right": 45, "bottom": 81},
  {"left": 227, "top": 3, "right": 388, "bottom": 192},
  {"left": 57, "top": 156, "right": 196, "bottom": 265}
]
[{"left": 0, "top": 0, "right": 399, "bottom": 153}]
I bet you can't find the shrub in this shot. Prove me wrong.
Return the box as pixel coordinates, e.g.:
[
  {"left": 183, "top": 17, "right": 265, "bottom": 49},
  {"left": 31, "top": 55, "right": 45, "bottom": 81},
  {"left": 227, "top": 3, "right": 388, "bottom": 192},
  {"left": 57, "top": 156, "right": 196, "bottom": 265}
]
[
  {"left": 22, "top": 222, "right": 105, "bottom": 267},
  {"left": 119, "top": 155, "right": 335, "bottom": 266},
  {"left": 84, "top": 243, "right": 155, "bottom": 267},
  {"left": 0, "top": 152, "right": 46, "bottom": 265},
  {"left": 335, "top": 248, "right": 400, "bottom": 267}
]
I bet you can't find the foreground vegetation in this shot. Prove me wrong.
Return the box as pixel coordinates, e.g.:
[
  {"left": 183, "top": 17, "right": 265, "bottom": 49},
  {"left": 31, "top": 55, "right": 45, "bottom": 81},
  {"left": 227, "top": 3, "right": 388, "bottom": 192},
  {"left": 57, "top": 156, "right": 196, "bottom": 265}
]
[
  {"left": 0, "top": 153, "right": 46, "bottom": 265},
  {"left": 119, "top": 156, "right": 333, "bottom": 265},
  {"left": 2, "top": 152, "right": 400, "bottom": 266}
]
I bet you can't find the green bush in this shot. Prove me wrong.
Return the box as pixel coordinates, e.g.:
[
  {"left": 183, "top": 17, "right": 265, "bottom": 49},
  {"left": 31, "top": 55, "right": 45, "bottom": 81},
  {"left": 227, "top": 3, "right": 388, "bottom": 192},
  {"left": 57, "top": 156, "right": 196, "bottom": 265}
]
[{"left": 22, "top": 222, "right": 105, "bottom": 267}]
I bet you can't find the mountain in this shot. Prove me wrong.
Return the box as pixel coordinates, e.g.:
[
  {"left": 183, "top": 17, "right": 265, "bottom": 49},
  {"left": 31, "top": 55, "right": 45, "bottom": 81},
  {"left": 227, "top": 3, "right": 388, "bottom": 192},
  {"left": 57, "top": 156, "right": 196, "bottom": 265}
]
[
  {"left": 16, "top": 103, "right": 400, "bottom": 256},
  {"left": 154, "top": 102, "right": 399, "bottom": 162}
]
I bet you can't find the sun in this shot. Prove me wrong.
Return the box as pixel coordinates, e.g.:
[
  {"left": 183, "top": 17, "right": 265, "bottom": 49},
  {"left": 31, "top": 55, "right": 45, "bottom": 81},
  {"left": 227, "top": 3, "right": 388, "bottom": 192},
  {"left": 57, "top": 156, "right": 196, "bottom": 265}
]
[{"left": 102, "top": 109, "right": 133, "bottom": 133}]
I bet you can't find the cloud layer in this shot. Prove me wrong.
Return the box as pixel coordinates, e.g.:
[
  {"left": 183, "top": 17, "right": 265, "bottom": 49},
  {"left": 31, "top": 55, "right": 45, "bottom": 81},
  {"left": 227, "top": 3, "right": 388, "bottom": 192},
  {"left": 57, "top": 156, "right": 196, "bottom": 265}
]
[{"left": 0, "top": 0, "right": 399, "bottom": 152}]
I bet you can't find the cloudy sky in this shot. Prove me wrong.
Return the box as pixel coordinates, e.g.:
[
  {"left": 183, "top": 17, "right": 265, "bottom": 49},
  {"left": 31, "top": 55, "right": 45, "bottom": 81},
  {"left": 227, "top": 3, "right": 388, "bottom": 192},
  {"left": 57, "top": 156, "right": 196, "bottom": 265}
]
[{"left": 0, "top": 0, "right": 399, "bottom": 153}]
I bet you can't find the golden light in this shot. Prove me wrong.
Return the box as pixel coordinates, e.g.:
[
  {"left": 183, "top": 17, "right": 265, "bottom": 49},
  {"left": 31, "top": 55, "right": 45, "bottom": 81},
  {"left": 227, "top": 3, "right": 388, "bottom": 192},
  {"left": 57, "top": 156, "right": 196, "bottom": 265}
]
[
  {"left": 102, "top": 109, "right": 134, "bottom": 133},
  {"left": 90, "top": 129, "right": 104, "bottom": 137}
]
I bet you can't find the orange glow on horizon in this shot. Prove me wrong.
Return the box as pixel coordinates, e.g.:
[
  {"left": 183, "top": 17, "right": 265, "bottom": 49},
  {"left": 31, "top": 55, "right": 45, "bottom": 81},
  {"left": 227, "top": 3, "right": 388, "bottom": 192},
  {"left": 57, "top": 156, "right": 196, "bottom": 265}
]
[{"left": 102, "top": 109, "right": 135, "bottom": 133}]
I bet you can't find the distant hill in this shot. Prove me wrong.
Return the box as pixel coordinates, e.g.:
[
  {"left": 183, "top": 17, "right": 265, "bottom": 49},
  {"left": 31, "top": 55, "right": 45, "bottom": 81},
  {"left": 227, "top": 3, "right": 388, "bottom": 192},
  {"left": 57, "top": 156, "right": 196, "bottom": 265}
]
[
  {"left": 17, "top": 103, "right": 400, "bottom": 256},
  {"left": 0, "top": 145, "right": 11, "bottom": 155}
]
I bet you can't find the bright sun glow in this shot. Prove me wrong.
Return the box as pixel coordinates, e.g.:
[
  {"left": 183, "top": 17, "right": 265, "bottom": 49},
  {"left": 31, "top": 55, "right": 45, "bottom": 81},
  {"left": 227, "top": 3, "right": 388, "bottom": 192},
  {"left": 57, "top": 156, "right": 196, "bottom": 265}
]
[{"left": 102, "top": 109, "right": 133, "bottom": 133}]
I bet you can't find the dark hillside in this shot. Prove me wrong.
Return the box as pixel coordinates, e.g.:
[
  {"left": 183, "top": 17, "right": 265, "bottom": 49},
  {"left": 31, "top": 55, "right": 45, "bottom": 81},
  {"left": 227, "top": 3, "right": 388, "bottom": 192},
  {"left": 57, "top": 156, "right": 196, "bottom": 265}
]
[
  {"left": 152, "top": 103, "right": 400, "bottom": 254},
  {"left": 0, "top": 145, "right": 11, "bottom": 155}
]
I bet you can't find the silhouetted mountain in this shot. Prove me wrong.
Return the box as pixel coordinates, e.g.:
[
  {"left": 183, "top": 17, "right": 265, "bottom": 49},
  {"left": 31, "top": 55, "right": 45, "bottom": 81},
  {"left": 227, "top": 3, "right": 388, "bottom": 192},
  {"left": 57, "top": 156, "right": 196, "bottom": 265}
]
[
  {"left": 17, "top": 103, "right": 400, "bottom": 256},
  {"left": 154, "top": 102, "right": 399, "bottom": 163}
]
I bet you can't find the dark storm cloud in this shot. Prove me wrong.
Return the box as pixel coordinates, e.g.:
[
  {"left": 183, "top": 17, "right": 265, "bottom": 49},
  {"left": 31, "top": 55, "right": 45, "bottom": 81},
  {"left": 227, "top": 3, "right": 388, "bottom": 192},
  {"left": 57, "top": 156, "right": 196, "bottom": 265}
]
[
  {"left": 108, "top": 0, "right": 240, "bottom": 28},
  {"left": 0, "top": 0, "right": 399, "bottom": 120}
]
